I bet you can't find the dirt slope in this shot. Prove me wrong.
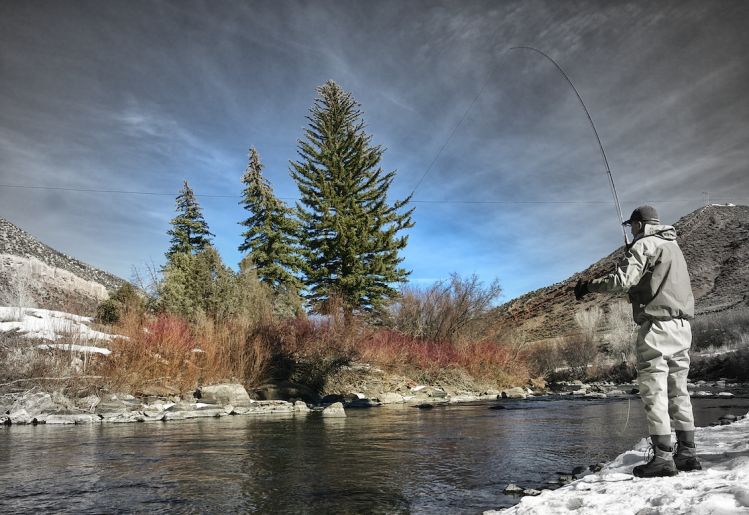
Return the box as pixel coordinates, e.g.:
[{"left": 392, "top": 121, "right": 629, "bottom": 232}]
[{"left": 493, "top": 205, "right": 749, "bottom": 341}]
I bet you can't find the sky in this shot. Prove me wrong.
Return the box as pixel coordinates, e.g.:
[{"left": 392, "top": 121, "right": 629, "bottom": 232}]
[{"left": 1, "top": 0, "right": 748, "bottom": 302}]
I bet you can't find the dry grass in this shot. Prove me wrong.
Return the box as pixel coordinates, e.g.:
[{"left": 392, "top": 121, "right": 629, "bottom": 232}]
[
  {"left": 94, "top": 313, "right": 276, "bottom": 395},
  {"left": 357, "top": 329, "right": 528, "bottom": 387}
]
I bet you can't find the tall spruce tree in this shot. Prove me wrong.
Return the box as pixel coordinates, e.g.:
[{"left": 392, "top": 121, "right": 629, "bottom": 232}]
[
  {"left": 238, "top": 147, "right": 303, "bottom": 295},
  {"left": 291, "top": 81, "right": 414, "bottom": 320},
  {"left": 166, "top": 180, "right": 213, "bottom": 261}
]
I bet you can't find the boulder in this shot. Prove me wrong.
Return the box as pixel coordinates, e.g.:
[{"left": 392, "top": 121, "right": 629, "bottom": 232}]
[
  {"left": 500, "top": 387, "right": 527, "bottom": 399},
  {"left": 198, "top": 384, "right": 252, "bottom": 407},
  {"left": 322, "top": 402, "right": 346, "bottom": 418},
  {"left": 8, "top": 392, "right": 56, "bottom": 424},
  {"left": 504, "top": 484, "right": 524, "bottom": 494},
  {"left": 717, "top": 392, "right": 734, "bottom": 398},
  {"left": 293, "top": 401, "right": 310, "bottom": 413}
]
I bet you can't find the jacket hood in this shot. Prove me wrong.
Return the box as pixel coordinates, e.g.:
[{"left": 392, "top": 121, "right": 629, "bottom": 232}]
[{"left": 637, "top": 224, "right": 677, "bottom": 241}]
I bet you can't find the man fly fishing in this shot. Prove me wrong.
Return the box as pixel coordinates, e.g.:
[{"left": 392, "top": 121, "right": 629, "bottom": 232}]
[{"left": 574, "top": 205, "right": 701, "bottom": 477}]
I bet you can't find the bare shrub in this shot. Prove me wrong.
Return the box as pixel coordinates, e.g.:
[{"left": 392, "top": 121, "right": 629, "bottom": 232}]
[
  {"left": 525, "top": 339, "right": 561, "bottom": 378},
  {"left": 388, "top": 273, "right": 502, "bottom": 343},
  {"left": 558, "top": 334, "right": 599, "bottom": 379},
  {"left": 692, "top": 310, "right": 749, "bottom": 351},
  {"left": 1, "top": 262, "right": 36, "bottom": 320},
  {"left": 605, "top": 300, "right": 637, "bottom": 364}
]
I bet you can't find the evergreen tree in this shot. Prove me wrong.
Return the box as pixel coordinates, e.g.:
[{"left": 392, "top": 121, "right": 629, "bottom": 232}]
[
  {"left": 290, "top": 81, "right": 414, "bottom": 320},
  {"left": 159, "top": 246, "right": 239, "bottom": 322},
  {"left": 166, "top": 180, "right": 213, "bottom": 261},
  {"left": 238, "top": 147, "right": 304, "bottom": 295}
]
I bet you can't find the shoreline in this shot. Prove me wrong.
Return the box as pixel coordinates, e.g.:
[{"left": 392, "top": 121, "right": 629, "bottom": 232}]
[{"left": 2, "top": 380, "right": 744, "bottom": 427}]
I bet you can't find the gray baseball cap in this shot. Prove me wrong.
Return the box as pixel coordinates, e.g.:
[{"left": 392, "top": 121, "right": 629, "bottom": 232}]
[{"left": 623, "top": 205, "right": 660, "bottom": 225}]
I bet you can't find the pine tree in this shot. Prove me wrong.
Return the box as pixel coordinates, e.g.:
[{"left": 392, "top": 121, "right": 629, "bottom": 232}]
[
  {"left": 290, "top": 81, "right": 414, "bottom": 320},
  {"left": 238, "top": 147, "right": 303, "bottom": 295},
  {"left": 166, "top": 180, "right": 213, "bottom": 261}
]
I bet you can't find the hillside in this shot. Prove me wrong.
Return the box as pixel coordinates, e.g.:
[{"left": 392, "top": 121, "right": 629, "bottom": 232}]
[
  {"left": 0, "top": 217, "right": 127, "bottom": 314},
  {"left": 494, "top": 205, "right": 749, "bottom": 341}
]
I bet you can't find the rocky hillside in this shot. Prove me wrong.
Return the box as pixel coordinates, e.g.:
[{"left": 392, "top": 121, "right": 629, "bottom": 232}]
[
  {"left": 494, "top": 205, "right": 749, "bottom": 341},
  {"left": 0, "top": 217, "right": 127, "bottom": 314}
]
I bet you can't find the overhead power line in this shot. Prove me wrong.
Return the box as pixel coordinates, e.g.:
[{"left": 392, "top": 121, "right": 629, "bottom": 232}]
[{"left": 0, "top": 183, "right": 741, "bottom": 205}]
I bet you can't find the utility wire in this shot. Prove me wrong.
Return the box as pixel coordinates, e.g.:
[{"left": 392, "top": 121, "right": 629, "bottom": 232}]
[{"left": 0, "top": 183, "right": 741, "bottom": 205}]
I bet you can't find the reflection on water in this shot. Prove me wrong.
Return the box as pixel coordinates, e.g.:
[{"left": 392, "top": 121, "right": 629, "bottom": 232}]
[{"left": 1, "top": 397, "right": 748, "bottom": 514}]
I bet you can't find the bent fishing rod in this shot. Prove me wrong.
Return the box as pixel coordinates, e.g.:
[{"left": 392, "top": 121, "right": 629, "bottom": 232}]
[{"left": 511, "top": 46, "right": 630, "bottom": 249}]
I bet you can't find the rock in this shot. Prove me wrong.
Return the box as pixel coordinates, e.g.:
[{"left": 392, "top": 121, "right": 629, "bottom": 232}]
[
  {"left": 558, "top": 474, "right": 574, "bottom": 484},
  {"left": 449, "top": 394, "right": 482, "bottom": 403},
  {"left": 500, "top": 387, "right": 527, "bottom": 399},
  {"left": 322, "top": 402, "right": 346, "bottom": 418},
  {"left": 584, "top": 392, "right": 607, "bottom": 399},
  {"left": 717, "top": 392, "right": 734, "bottom": 398},
  {"left": 198, "top": 384, "right": 253, "bottom": 408},
  {"left": 572, "top": 465, "right": 587, "bottom": 475},
  {"left": 572, "top": 389, "right": 588, "bottom": 396},
  {"left": 691, "top": 391, "right": 711, "bottom": 397},
  {"left": 720, "top": 414, "right": 738, "bottom": 422},
  {"left": 484, "top": 388, "right": 501, "bottom": 396},
  {"left": 411, "top": 385, "right": 428, "bottom": 393},
  {"left": 232, "top": 400, "right": 296, "bottom": 415},
  {"left": 96, "top": 393, "right": 139, "bottom": 414},
  {"left": 376, "top": 392, "right": 405, "bottom": 404},
  {"left": 523, "top": 489, "right": 542, "bottom": 496},
  {"left": 416, "top": 403, "right": 434, "bottom": 409},
  {"left": 100, "top": 412, "right": 146, "bottom": 423},
  {"left": 606, "top": 389, "right": 625, "bottom": 396},
  {"left": 345, "top": 398, "right": 380, "bottom": 408},
  {"left": 293, "top": 401, "right": 310, "bottom": 413},
  {"left": 8, "top": 392, "right": 56, "bottom": 424},
  {"left": 45, "top": 414, "right": 100, "bottom": 424},
  {"left": 504, "top": 484, "right": 524, "bottom": 494}
]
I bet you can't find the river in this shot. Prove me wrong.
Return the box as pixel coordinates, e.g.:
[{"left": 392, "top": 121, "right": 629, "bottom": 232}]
[{"left": 2, "top": 396, "right": 748, "bottom": 514}]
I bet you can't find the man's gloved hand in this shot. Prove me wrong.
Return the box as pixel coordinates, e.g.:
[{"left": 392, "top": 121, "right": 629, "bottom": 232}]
[{"left": 574, "top": 280, "right": 590, "bottom": 300}]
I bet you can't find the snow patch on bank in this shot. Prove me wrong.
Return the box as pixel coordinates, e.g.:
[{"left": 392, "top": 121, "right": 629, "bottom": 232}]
[
  {"left": 0, "top": 306, "right": 116, "bottom": 343},
  {"left": 489, "top": 412, "right": 749, "bottom": 514}
]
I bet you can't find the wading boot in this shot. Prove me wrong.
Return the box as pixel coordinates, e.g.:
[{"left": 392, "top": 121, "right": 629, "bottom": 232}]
[
  {"left": 674, "top": 430, "right": 702, "bottom": 472},
  {"left": 633, "top": 435, "right": 678, "bottom": 478}
]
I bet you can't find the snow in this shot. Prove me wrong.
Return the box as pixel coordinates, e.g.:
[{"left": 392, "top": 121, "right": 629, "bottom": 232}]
[
  {"left": 36, "top": 343, "right": 112, "bottom": 355},
  {"left": 0, "top": 306, "right": 116, "bottom": 343},
  {"left": 488, "top": 411, "right": 749, "bottom": 514}
]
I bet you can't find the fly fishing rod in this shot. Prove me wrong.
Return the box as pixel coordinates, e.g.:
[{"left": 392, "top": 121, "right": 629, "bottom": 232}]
[{"left": 511, "top": 46, "right": 630, "bottom": 249}]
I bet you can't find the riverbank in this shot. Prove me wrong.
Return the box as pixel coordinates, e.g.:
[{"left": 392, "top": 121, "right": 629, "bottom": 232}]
[
  {"left": 486, "top": 409, "right": 749, "bottom": 514},
  {"left": 2, "top": 378, "right": 745, "bottom": 426}
]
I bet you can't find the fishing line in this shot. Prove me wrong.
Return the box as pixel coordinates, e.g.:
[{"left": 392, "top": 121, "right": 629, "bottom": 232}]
[{"left": 510, "top": 46, "right": 630, "bottom": 249}]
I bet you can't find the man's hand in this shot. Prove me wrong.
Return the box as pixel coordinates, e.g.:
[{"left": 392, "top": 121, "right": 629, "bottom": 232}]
[{"left": 574, "top": 280, "right": 590, "bottom": 300}]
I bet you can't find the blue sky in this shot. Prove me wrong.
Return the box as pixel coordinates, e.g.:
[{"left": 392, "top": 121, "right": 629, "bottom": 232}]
[{"left": 1, "top": 0, "right": 748, "bottom": 301}]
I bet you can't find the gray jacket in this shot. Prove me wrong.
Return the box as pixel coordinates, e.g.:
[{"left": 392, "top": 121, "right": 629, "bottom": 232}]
[{"left": 588, "top": 224, "right": 694, "bottom": 324}]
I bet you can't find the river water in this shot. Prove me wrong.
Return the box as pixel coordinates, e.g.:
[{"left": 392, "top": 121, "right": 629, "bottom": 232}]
[{"left": 2, "top": 396, "right": 748, "bottom": 514}]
